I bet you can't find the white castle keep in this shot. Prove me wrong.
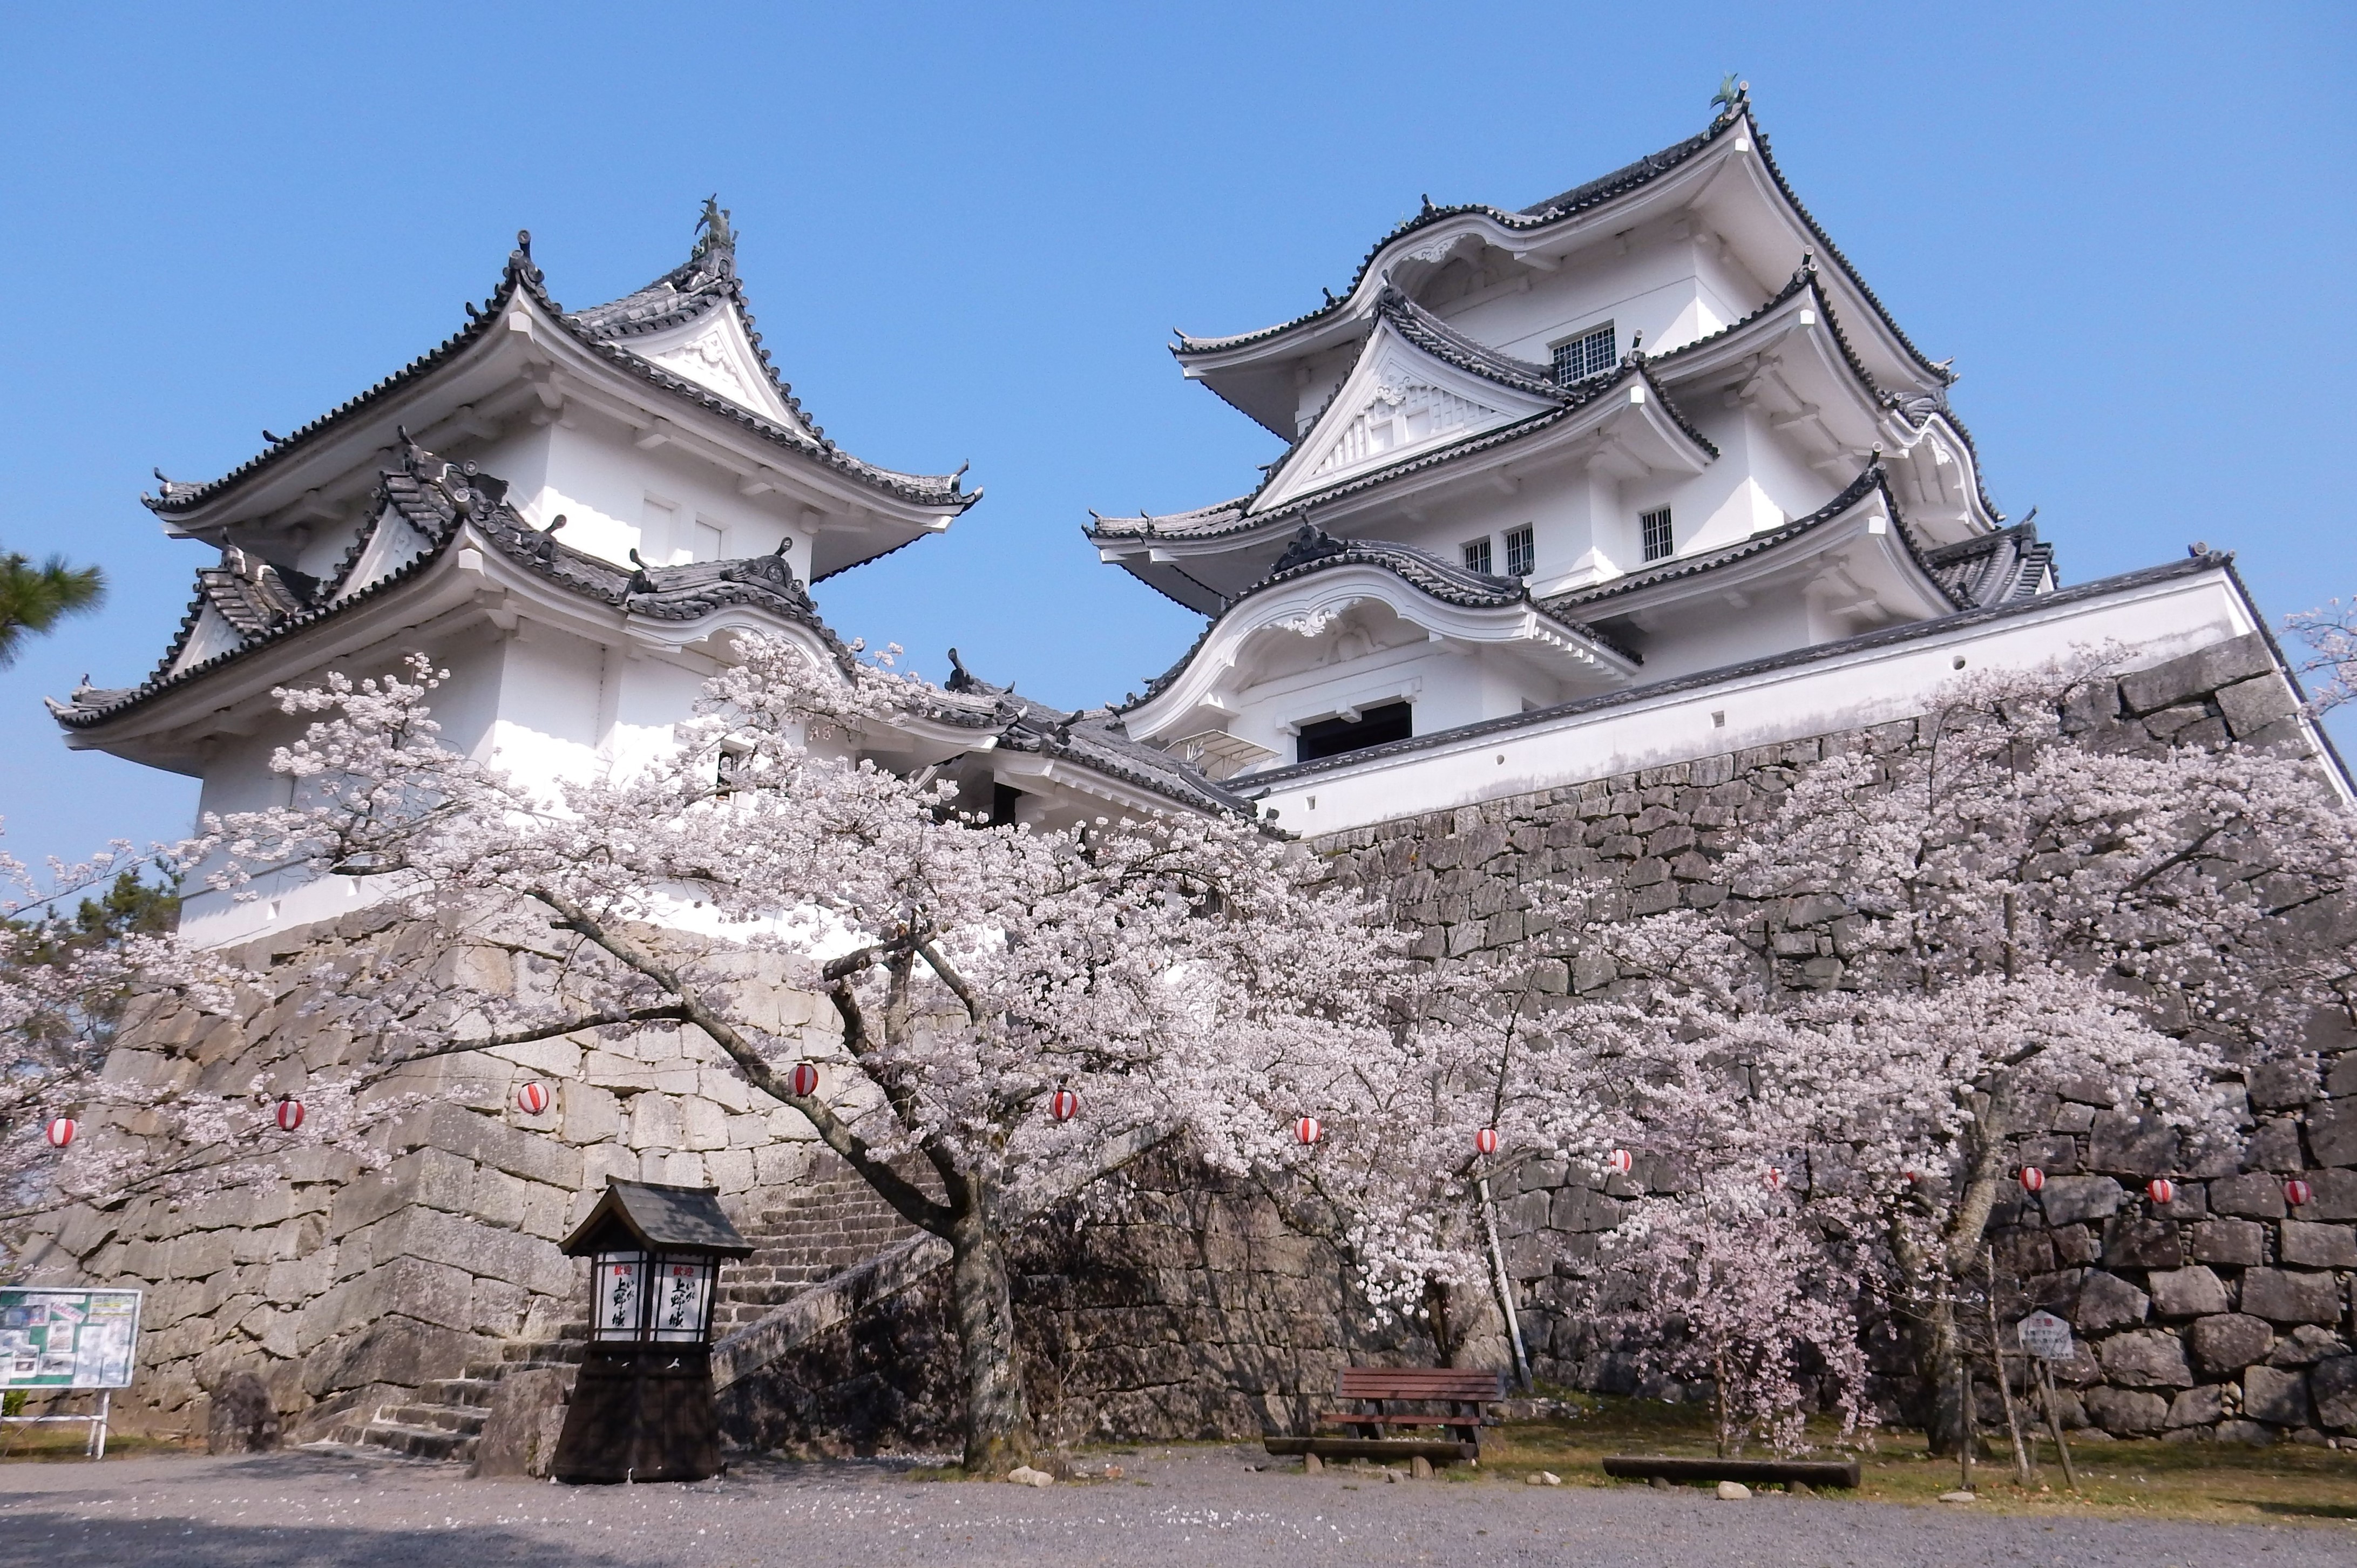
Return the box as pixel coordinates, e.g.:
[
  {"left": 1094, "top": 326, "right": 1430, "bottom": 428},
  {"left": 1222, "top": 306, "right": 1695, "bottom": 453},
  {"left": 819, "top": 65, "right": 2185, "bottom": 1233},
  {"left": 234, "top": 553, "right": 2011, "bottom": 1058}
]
[{"left": 52, "top": 94, "right": 2336, "bottom": 939}]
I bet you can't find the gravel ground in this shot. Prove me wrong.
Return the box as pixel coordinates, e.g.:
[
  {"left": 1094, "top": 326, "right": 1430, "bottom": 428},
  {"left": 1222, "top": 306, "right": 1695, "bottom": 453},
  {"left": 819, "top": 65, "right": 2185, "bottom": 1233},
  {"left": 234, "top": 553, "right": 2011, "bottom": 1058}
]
[{"left": 2, "top": 1443, "right": 2352, "bottom": 1567}]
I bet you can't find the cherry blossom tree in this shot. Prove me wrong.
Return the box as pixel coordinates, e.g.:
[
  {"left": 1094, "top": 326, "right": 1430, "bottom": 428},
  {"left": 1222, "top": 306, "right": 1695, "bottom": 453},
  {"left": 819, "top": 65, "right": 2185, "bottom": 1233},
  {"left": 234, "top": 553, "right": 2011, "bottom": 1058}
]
[
  {"left": 1390, "top": 657, "right": 2355, "bottom": 1445},
  {"left": 0, "top": 831, "right": 397, "bottom": 1268},
  {"left": 1596, "top": 1175, "right": 1875, "bottom": 1456},
  {"left": 2287, "top": 600, "right": 2357, "bottom": 712},
  {"left": 212, "top": 640, "right": 1409, "bottom": 1474}
]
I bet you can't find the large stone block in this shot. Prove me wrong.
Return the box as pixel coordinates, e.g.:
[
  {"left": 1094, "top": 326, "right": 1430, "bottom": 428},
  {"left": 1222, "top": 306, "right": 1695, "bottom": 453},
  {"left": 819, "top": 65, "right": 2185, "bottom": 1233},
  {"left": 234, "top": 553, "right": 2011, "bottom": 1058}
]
[
  {"left": 558, "top": 1081, "right": 622, "bottom": 1145},
  {"left": 469, "top": 1164, "right": 531, "bottom": 1231},
  {"left": 2148, "top": 1266, "right": 2230, "bottom": 1318},
  {"left": 2074, "top": 1270, "right": 2148, "bottom": 1330},
  {"left": 2083, "top": 1386, "right": 2168, "bottom": 1435},
  {"left": 2313, "top": 1356, "right": 2357, "bottom": 1431},
  {"left": 2099, "top": 1329, "right": 2194, "bottom": 1388},
  {"left": 415, "top": 1100, "right": 583, "bottom": 1191},
  {"left": 2243, "top": 1268, "right": 2341, "bottom": 1325},
  {"left": 2166, "top": 1384, "right": 2225, "bottom": 1428},
  {"left": 2245, "top": 1058, "right": 2319, "bottom": 1114},
  {"left": 2189, "top": 1219, "right": 2266, "bottom": 1266},
  {"left": 2118, "top": 634, "right": 2274, "bottom": 716},
  {"left": 2308, "top": 1099, "right": 2357, "bottom": 1167},
  {"left": 2280, "top": 1167, "right": 2356, "bottom": 1221},
  {"left": 2189, "top": 1313, "right": 2275, "bottom": 1376},
  {"left": 2243, "top": 1365, "right": 2311, "bottom": 1426},
  {"left": 680, "top": 1095, "right": 732, "bottom": 1152},
  {"left": 2216, "top": 675, "right": 2301, "bottom": 739},
  {"left": 2101, "top": 1214, "right": 2184, "bottom": 1270},
  {"left": 373, "top": 1207, "right": 575, "bottom": 1300},
  {"left": 2245, "top": 1118, "right": 2306, "bottom": 1172},
  {"left": 2208, "top": 1172, "right": 2287, "bottom": 1219},
  {"left": 2280, "top": 1220, "right": 2357, "bottom": 1267},
  {"left": 2089, "top": 1112, "right": 2179, "bottom": 1176},
  {"left": 2036, "top": 1176, "right": 2122, "bottom": 1227},
  {"left": 471, "top": 1367, "right": 571, "bottom": 1479}
]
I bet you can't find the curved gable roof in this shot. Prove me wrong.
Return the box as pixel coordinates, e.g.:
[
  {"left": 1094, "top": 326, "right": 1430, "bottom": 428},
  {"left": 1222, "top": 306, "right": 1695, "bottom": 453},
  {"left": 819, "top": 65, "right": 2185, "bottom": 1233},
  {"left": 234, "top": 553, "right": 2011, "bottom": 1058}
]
[
  {"left": 1173, "top": 94, "right": 1952, "bottom": 393},
  {"left": 145, "top": 216, "right": 976, "bottom": 525}
]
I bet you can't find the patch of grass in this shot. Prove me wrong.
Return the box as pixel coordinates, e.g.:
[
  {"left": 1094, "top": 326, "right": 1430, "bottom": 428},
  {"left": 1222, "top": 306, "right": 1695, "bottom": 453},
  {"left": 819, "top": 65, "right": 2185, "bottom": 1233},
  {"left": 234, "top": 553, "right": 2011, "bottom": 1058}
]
[
  {"left": 0, "top": 1427, "right": 181, "bottom": 1463},
  {"left": 1469, "top": 1394, "right": 2357, "bottom": 1526}
]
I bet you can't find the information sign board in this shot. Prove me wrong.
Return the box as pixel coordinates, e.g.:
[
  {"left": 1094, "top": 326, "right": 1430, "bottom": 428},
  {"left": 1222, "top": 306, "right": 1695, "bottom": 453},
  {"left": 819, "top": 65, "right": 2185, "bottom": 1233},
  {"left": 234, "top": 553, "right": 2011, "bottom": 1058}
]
[
  {"left": 2015, "top": 1308, "right": 2074, "bottom": 1361},
  {"left": 0, "top": 1287, "right": 141, "bottom": 1389}
]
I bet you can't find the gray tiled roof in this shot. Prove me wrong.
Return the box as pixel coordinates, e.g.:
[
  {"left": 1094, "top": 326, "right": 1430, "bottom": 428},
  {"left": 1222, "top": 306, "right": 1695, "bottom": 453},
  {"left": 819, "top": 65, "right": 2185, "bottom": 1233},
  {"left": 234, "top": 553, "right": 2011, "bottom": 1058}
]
[
  {"left": 1171, "top": 93, "right": 1953, "bottom": 389},
  {"left": 1539, "top": 461, "right": 1964, "bottom": 616},
  {"left": 55, "top": 441, "right": 846, "bottom": 730},
  {"left": 144, "top": 214, "right": 976, "bottom": 524},
  {"left": 1922, "top": 520, "right": 2055, "bottom": 606},
  {"left": 1119, "top": 524, "right": 1640, "bottom": 712},
  {"left": 1088, "top": 353, "right": 1712, "bottom": 552},
  {"left": 943, "top": 653, "right": 1257, "bottom": 817}
]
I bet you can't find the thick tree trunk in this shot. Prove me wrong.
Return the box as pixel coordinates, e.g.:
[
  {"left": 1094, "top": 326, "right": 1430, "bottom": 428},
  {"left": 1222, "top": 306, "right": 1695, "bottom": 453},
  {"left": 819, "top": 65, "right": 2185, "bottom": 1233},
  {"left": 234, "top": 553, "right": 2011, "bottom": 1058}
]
[
  {"left": 949, "top": 1203, "right": 1035, "bottom": 1475},
  {"left": 1902, "top": 1083, "right": 2020, "bottom": 1455}
]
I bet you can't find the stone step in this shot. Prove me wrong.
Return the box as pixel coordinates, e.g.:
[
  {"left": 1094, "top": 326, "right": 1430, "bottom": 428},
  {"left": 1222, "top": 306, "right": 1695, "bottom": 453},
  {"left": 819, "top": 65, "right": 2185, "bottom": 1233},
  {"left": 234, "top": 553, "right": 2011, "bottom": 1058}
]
[
  {"left": 357, "top": 1420, "right": 475, "bottom": 1464},
  {"left": 425, "top": 1377, "right": 502, "bottom": 1409},
  {"left": 382, "top": 1403, "right": 488, "bottom": 1436}
]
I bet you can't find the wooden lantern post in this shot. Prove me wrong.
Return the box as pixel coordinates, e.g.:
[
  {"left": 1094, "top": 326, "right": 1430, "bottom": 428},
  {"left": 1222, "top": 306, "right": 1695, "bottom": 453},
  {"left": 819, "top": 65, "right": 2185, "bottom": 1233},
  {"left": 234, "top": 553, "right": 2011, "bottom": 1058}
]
[{"left": 550, "top": 1179, "right": 753, "bottom": 1483}]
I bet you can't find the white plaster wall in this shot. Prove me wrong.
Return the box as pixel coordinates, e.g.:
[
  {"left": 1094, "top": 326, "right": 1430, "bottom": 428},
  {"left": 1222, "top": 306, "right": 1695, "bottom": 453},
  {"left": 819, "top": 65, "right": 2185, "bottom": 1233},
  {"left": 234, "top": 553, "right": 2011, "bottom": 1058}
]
[
  {"left": 179, "top": 629, "right": 508, "bottom": 946},
  {"left": 486, "top": 418, "right": 810, "bottom": 574},
  {"left": 1445, "top": 231, "right": 1750, "bottom": 364},
  {"left": 1261, "top": 571, "right": 2265, "bottom": 836},
  {"left": 1218, "top": 636, "right": 1569, "bottom": 774}
]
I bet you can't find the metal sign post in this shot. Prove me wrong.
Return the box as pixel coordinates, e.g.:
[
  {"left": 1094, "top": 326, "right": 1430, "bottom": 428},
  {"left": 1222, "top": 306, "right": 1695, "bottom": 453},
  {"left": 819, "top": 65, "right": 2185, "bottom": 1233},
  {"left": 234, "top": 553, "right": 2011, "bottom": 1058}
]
[
  {"left": 2014, "top": 1310, "right": 2077, "bottom": 1491},
  {"left": 0, "top": 1288, "right": 143, "bottom": 1459}
]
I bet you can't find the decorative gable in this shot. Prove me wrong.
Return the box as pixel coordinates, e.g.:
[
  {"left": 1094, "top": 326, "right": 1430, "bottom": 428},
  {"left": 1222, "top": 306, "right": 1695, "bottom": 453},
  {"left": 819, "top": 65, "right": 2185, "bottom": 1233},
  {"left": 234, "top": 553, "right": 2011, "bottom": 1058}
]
[
  {"left": 1252, "top": 321, "right": 1557, "bottom": 513},
  {"left": 633, "top": 304, "right": 804, "bottom": 433}
]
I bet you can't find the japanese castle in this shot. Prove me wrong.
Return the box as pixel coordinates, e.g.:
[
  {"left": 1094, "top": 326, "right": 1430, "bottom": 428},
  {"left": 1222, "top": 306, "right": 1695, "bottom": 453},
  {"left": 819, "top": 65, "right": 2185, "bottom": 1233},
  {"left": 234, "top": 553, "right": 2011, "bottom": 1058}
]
[{"left": 53, "top": 92, "right": 2302, "bottom": 942}]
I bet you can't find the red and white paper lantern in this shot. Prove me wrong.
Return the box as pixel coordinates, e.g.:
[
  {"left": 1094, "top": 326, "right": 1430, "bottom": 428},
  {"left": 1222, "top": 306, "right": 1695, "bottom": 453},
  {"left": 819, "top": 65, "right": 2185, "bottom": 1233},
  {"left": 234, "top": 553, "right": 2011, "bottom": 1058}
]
[
  {"left": 516, "top": 1081, "right": 551, "bottom": 1116},
  {"left": 789, "top": 1062, "right": 820, "bottom": 1098},
  {"left": 1295, "top": 1117, "right": 1323, "bottom": 1146},
  {"left": 274, "top": 1096, "right": 305, "bottom": 1132},
  {"left": 44, "top": 1117, "right": 76, "bottom": 1149},
  {"left": 2019, "top": 1166, "right": 2046, "bottom": 1194},
  {"left": 1474, "top": 1127, "right": 1500, "bottom": 1157},
  {"left": 2147, "top": 1178, "right": 2178, "bottom": 1206},
  {"left": 1049, "top": 1089, "right": 1080, "bottom": 1122},
  {"left": 1606, "top": 1148, "right": 1634, "bottom": 1176},
  {"left": 2285, "top": 1178, "right": 2315, "bottom": 1208}
]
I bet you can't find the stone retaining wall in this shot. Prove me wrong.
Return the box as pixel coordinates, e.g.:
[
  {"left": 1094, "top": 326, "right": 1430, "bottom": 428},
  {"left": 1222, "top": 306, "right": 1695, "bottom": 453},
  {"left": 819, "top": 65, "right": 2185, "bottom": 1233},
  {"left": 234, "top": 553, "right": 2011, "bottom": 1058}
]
[
  {"left": 1301, "top": 632, "right": 2357, "bottom": 1442},
  {"left": 17, "top": 908, "right": 845, "bottom": 1445},
  {"left": 18, "top": 632, "right": 2353, "bottom": 1450},
  {"left": 719, "top": 1149, "right": 1433, "bottom": 1455}
]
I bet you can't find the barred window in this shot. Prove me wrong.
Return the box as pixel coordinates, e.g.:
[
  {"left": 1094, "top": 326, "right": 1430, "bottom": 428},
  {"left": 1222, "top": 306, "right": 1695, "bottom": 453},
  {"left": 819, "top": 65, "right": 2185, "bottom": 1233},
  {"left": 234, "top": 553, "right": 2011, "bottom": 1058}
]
[
  {"left": 1461, "top": 537, "right": 1493, "bottom": 574},
  {"left": 1550, "top": 323, "right": 1616, "bottom": 386},
  {"left": 1504, "top": 525, "right": 1534, "bottom": 577},
  {"left": 1641, "top": 507, "right": 1674, "bottom": 562}
]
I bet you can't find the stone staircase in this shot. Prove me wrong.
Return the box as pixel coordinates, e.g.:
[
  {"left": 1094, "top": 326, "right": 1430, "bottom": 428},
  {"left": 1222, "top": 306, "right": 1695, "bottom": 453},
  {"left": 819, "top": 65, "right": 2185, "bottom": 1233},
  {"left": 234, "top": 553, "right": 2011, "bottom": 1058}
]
[
  {"left": 354, "top": 1332, "right": 585, "bottom": 1464},
  {"left": 350, "top": 1167, "right": 919, "bottom": 1464},
  {"left": 711, "top": 1166, "right": 921, "bottom": 1339}
]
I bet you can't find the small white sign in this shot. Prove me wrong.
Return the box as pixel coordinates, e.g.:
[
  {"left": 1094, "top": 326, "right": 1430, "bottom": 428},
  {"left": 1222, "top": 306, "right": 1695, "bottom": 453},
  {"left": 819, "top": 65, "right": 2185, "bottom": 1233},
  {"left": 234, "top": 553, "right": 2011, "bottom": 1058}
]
[{"left": 2016, "top": 1309, "right": 2074, "bottom": 1360}]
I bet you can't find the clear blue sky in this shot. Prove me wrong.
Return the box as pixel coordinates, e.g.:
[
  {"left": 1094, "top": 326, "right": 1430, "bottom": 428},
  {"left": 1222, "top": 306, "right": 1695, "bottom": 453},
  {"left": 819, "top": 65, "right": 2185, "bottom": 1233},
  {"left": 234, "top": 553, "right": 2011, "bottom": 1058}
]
[{"left": 2, "top": 3, "right": 2351, "bottom": 871}]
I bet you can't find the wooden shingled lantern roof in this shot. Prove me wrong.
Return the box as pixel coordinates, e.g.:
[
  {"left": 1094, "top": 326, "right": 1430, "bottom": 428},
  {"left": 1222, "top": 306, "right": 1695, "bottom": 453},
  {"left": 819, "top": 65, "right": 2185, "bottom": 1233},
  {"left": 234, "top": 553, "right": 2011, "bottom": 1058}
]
[{"left": 560, "top": 1179, "right": 754, "bottom": 1260}]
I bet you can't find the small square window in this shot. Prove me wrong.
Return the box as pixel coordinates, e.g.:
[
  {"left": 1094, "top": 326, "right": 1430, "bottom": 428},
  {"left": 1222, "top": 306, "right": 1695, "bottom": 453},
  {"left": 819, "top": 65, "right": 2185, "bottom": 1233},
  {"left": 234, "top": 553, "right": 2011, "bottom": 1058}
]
[
  {"left": 1461, "top": 537, "right": 1493, "bottom": 574},
  {"left": 1641, "top": 507, "right": 1674, "bottom": 562},
  {"left": 1550, "top": 322, "right": 1616, "bottom": 386},
  {"left": 1503, "top": 525, "right": 1534, "bottom": 578}
]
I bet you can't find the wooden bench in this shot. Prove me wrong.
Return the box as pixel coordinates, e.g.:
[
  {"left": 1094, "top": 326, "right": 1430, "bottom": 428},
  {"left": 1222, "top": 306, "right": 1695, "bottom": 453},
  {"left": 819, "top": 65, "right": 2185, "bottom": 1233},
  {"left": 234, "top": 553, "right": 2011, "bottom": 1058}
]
[{"left": 1265, "top": 1367, "right": 1506, "bottom": 1467}]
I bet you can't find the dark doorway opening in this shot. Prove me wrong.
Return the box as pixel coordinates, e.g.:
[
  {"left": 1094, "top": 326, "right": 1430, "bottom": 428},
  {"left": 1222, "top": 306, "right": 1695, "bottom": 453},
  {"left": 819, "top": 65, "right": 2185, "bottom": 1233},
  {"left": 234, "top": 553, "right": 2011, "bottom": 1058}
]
[{"left": 1295, "top": 701, "right": 1413, "bottom": 764}]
